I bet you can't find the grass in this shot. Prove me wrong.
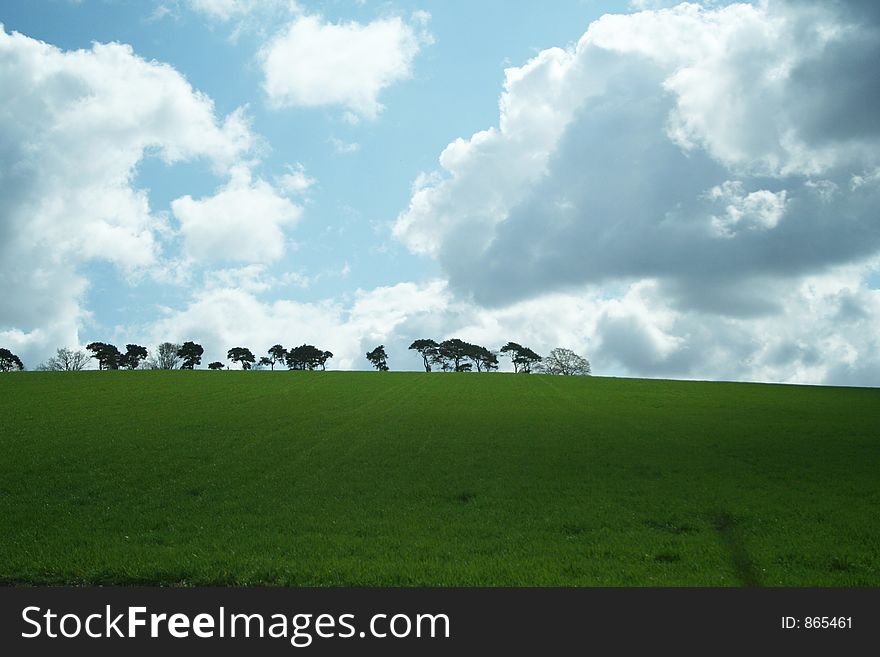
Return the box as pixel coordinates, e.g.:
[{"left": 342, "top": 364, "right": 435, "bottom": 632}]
[{"left": 0, "top": 370, "right": 878, "bottom": 586}]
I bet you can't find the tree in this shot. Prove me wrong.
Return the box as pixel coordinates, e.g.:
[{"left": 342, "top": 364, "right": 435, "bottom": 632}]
[
  {"left": 227, "top": 347, "right": 256, "bottom": 370},
  {"left": 537, "top": 348, "right": 591, "bottom": 376},
  {"left": 0, "top": 348, "right": 24, "bottom": 372},
  {"left": 258, "top": 356, "right": 273, "bottom": 369},
  {"left": 467, "top": 344, "right": 499, "bottom": 373},
  {"left": 408, "top": 339, "right": 438, "bottom": 372},
  {"left": 266, "top": 344, "right": 287, "bottom": 371},
  {"left": 39, "top": 347, "right": 89, "bottom": 371},
  {"left": 436, "top": 339, "right": 473, "bottom": 372},
  {"left": 86, "top": 342, "right": 121, "bottom": 370},
  {"left": 120, "top": 344, "right": 148, "bottom": 370},
  {"left": 177, "top": 341, "right": 204, "bottom": 370},
  {"left": 500, "top": 342, "right": 542, "bottom": 373},
  {"left": 366, "top": 345, "right": 389, "bottom": 371},
  {"left": 147, "top": 342, "right": 181, "bottom": 370},
  {"left": 285, "top": 345, "right": 307, "bottom": 370},
  {"left": 285, "top": 344, "right": 331, "bottom": 370},
  {"left": 208, "top": 361, "right": 225, "bottom": 370}
]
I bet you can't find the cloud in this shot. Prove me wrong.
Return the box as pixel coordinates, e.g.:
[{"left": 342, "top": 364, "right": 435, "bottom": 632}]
[
  {"left": 386, "top": 1, "right": 880, "bottom": 385},
  {"left": 187, "top": 0, "right": 270, "bottom": 22},
  {"left": 0, "top": 26, "right": 256, "bottom": 364},
  {"left": 394, "top": 1, "right": 880, "bottom": 316},
  {"left": 259, "top": 12, "right": 431, "bottom": 119},
  {"left": 172, "top": 166, "right": 302, "bottom": 263},
  {"left": 134, "top": 254, "right": 880, "bottom": 385},
  {"left": 159, "top": 0, "right": 296, "bottom": 25},
  {"left": 276, "top": 162, "right": 315, "bottom": 194},
  {"left": 330, "top": 137, "right": 360, "bottom": 154},
  {"left": 143, "top": 280, "right": 451, "bottom": 370}
]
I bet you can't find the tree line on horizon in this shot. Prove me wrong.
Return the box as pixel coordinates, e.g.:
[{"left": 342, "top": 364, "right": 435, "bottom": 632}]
[
  {"left": 0, "top": 340, "right": 591, "bottom": 376},
  {"left": 361, "top": 340, "right": 589, "bottom": 375}
]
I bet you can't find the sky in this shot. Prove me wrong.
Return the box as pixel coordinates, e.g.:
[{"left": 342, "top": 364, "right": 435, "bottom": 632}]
[{"left": 1, "top": 0, "right": 879, "bottom": 384}]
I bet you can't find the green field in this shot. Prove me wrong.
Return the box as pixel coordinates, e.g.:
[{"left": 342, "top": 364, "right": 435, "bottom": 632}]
[{"left": 1, "top": 371, "right": 878, "bottom": 586}]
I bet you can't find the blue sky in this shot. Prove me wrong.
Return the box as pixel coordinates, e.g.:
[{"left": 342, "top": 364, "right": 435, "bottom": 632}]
[{"left": 1, "top": 1, "right": 879, "bottom": 383}]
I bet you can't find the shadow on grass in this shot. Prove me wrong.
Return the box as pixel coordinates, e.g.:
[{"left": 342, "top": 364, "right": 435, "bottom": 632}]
[{"left": 712, "top": 511, "right": 761, "bottom": 587}]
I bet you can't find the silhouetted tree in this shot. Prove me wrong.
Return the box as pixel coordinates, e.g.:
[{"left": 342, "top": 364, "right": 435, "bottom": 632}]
[
  {"left": 500, "top": 342, "right": 542, "bottom": 373},
  {"left": 147, "top": 342, "right": 181, "bottom": 370},
  {"left": 0, "top": 348, "right": 24, "bottom": 372},
  {"left": 208, "top": 361, "right": 225, "bottom": 370},
  {"left": 86, "top": 342, "right": 121, "bottom": 370},
  {"left": 436, "top": 339, "right": 473, "bottom": 372},
  {"left": 120, "top": 344, "right": 148, "bottom": 370},
  {"left": 285, "top": 345, "right": 307, "bottom": 370},
  {"left": 258, "top": 356, "right": 273, "bottom": 369},
  {"left": 285, "top": 344, "right": 331, "bottom": 370},
  {"left": 366, "top": 345, "right": 389, "bottom": 371},
  {"left": 177, "top": 341, "right": 204, "bottom": 369},
  {"left": 408, "top": 339, "right": 438, "bottom": 372},
  {"left": 536, "top": 348, "right": 591, "bottom": 376},
  {"left": 468, "top": 344, "right": 499, "bottom": 372},
  {"left": 227, "top": 347, "right": 256, "bottom": 370},
  {"left": 39, "top": 347, "right": 89, "bottom": 371},
  {"left": 266, "top": 344, "right": 287, "bottom": 371}
]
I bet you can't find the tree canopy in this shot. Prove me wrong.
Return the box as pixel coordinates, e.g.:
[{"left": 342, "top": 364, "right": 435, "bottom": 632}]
[
  {"left": 0, "top": 348, "right": 24, "bottom": 372},
  {"left": 39, "top": 347, "right": 89, "bottom": 371},
  {"left": 500, "top": 342, "right": 542, "bottom": 374},
  {"left": 149, "top": 342, "right": 181, "bottom": 370},
  {"left": 227, "top": 347, "right": 256, "bottom": 370},
  {"left": 408, "top": 339, "right": 439, "bottom": 372},
  {"left": 266, "top": 344, "right": 287, "bottom": 371},
  {"left": 467, "top": 344, "right": 499, "bottom": 372},
  {"left": 366, "top": 345, "right": 389, "bottom": 371},
  {"left": 120, "top": 344, "right": 148, "bottom": 370},
  {"left": 537, "top": 348, "right": 591, "bottom": 376},
  {"left": 208, "top": 361, "right": 225, "bottom": 370},
  {"left": 177, "top": 341, "right": 204, "bottom": 370},
  {"left": 285, "top": 344, "right": 332, "bottom": 371},
  {"left": 86, "top": 342, "right": 121, "bottom": 370},
  {"left": 434, "top": 339, "right": 466, "bottom": 372}
]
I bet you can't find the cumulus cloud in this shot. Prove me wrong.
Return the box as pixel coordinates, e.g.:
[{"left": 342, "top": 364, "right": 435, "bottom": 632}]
[
  {"left": 391, "top": 0, "right": 880, "bottom": 384},
  {"left": 395, "top": 1, "right": 880, "bottom": 308},
  {"left": 259, "top": 11, "right": 431, "bottom": 119},
  {"left": 172, "top": 166, "right": 302, "bottom": 263},
  {"left": 143, "top": 280, "right": 451, "bottom": 370},
  {"left": 0, "top": 26, "right": 256, "bottom": 364},
  {"left": 134, "top": 254, "right": 880, "bottom": 385}
]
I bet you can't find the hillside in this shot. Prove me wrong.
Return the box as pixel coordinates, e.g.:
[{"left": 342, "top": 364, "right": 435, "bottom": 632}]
[{"left": 1, "top": 371, "right": 878, "bottom": 586}]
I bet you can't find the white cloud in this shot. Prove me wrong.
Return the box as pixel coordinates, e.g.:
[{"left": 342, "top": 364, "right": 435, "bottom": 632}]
[
  {"left": 277, "top": 162, "right": 315, "bottom": 194},
  {"left": 163, "top": 0, "right": 297, "bottom": 24},
  {"left": 330, "top": 137, "right": 360, "bottom": 154},
  {"left": 394, "top": 1, "right": 880, "bottom": 305},
  {"left": 143, "top": 280, "right": 450, "bottom": 370},
  {"left": 187, "top": 0, "right": 264, "bottom": 22},
  {"left": 172, "top": 166, "right": 302, "bottom": 263},
  {"left": 259, "top": 12, "right": 431, "bottom": 119},
  {"left": 389, "top": 1, "right": 880, "bottom": 385},
  {"left": 706, "top": 181, "right": 788, "bottom": 237},
  {"left": 134, "top": 253, "right": 880, "bottom": 385},
  {"left": 0, "top": 26, "right": 257, "bottom": 364},
  {"left": 203, "top": 264, "right": 311, "bottom": 294}
]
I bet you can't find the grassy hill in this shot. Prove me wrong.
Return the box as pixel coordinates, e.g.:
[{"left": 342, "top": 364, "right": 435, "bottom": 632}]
[{"left": 1, "top": 371, "right": 878, "bottom": 586}]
